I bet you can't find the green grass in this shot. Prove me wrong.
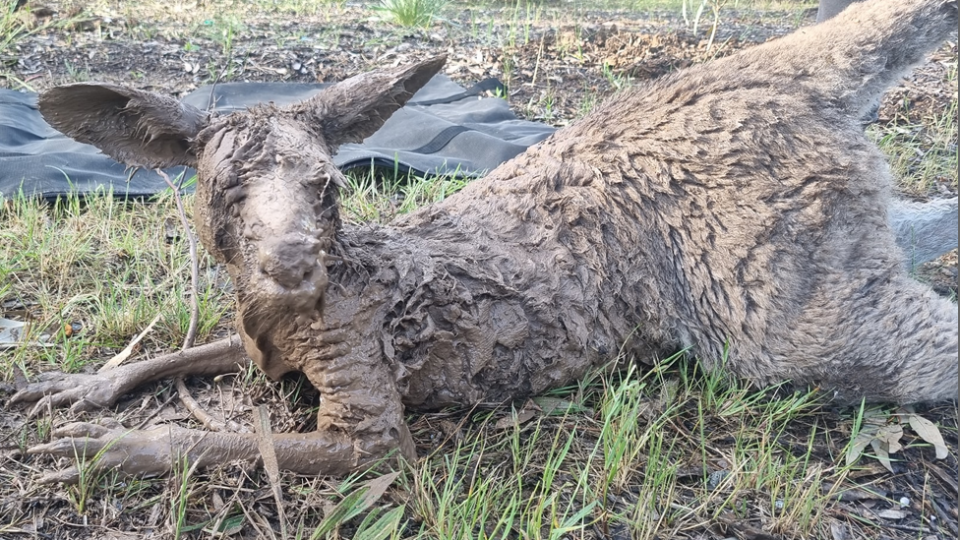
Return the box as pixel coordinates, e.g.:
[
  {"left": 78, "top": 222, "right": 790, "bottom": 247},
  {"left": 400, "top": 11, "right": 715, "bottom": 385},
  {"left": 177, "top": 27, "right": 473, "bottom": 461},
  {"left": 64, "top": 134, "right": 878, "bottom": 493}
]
[
  {"left": 0, "top": 188, "right": 229, "bottom": 372},
  {"left": 341, "top": 167, "right": 471, "bottom": 223},
  {"left": 374, "top": 0, "right": 449, "bottom": 28}
]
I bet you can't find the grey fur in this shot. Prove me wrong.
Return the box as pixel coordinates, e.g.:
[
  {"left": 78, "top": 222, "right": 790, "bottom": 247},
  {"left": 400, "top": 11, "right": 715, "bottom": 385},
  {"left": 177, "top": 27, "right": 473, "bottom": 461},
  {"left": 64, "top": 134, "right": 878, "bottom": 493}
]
[{"left": 890, "top": 197, "right": 958, "bottom": 267}]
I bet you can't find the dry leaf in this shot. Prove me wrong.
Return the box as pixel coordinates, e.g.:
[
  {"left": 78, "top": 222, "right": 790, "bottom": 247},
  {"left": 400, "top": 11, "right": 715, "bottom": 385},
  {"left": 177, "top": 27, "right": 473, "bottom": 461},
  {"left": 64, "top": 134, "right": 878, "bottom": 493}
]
[
  {"left": 870, "top": 438, "right": 894, "bottom": 473},
  {"left": 359, "top": 471, "right": 401, "bottom": 509},
  {"left": 846, "top": 422, "right": 880, "bottom": 466},
  {"left": 870, "top": 424, "right": 903, "bottom": 473},
  {"left": 825, "top": 483, "right": 887, "bottom": 502},
  {"left": 907, "top": 414, "right": 949, "bottom": 460},
  {"left": 494, "top": 408, "right": 536, "bottom": 430},
  {"left": 876, "top": 423, "right": 904, "bottom": 454},
  {"left": 532, "top": 396, "right": 587, "bottom": 415},
  {"left": 829, "top": 519, "right": 850, "bottom": 540},
  {"left": 255, "top": 405, "right": 282, "bottom": 494}
]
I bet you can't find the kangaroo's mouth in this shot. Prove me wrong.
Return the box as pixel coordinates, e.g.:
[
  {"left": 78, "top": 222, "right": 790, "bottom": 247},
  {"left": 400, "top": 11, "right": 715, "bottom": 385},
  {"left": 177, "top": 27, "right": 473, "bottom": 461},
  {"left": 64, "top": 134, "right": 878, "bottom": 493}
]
[
  {"left": 238, "top": 231, "right": 330, "bottom": 316},
  {"left": 249, "top": 264, "right": 328, "bottom": 314}
]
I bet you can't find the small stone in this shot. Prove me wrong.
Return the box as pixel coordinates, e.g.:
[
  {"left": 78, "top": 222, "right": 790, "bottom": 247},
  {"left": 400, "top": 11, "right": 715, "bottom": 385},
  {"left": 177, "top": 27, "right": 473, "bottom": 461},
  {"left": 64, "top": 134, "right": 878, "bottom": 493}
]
[{"left": 707, "top": 469, "right": 729, "bottom": 490}]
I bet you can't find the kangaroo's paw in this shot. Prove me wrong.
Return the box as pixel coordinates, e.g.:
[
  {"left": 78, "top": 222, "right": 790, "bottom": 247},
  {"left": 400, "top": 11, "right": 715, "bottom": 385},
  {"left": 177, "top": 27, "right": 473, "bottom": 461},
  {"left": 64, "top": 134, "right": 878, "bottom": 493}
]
[
  {"left": 10, "top": 338, "right": 250, "bottom": 417},
  {"left": 26, "top": 422, "right": 201, "bottom": 483},
  {"left": 11, "top": 372, "right": 130, "bottom": 417}
]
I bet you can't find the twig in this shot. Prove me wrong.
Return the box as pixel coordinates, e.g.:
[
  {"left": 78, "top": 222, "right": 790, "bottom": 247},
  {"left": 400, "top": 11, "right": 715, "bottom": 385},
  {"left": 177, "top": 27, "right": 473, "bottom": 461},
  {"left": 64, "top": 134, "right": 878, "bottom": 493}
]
[
  {"left": 206, "top": 48, "right": 235, "bottom": 112},
  {"left": 134, "top": 393, "right": 178, "bottom": 430},
  {"left": 157, "top": 168, "right": 233, "bottom": 433},
  {"left": 256, "top": 405, "right": 288, "bottom": 539},
  {"left": 98, "top": 313, "right": 162, "bottom": 373},
  {"left": 175, "top": 378, "right": 245, "bottom": 432},
  {"left": 158, "top": 170, "right": 200, "bottom": 349}
]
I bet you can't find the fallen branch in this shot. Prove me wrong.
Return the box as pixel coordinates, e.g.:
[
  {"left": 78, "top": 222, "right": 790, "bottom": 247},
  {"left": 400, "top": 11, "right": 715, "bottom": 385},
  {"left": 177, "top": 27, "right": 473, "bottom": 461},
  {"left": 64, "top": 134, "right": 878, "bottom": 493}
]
[{"left": 158, "top": 168, "right": 232, "bottom": 432}]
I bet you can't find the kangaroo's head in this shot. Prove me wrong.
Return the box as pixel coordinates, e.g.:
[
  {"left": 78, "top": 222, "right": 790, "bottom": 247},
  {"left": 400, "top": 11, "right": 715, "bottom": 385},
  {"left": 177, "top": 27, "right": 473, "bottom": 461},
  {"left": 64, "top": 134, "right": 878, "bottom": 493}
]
[{"left": 39, "top": 57, "right": 446, "bottom": 334}]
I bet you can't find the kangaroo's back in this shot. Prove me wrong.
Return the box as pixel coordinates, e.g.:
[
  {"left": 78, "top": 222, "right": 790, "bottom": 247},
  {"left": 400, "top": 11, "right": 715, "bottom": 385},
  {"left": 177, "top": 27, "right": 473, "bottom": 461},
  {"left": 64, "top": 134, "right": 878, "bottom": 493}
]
[
  {"left": 393, "top": 0, "right": 957, "bottom": 403},
  {"left": 633, "top": 0, "right": 960, "bottom": 402}
]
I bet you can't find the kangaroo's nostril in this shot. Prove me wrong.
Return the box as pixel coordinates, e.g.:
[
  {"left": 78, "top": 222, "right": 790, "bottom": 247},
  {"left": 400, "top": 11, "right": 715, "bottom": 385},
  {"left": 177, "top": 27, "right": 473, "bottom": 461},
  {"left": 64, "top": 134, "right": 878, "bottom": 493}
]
[{"left": 258, "top": 235, "right": 322, "bottom": 289}]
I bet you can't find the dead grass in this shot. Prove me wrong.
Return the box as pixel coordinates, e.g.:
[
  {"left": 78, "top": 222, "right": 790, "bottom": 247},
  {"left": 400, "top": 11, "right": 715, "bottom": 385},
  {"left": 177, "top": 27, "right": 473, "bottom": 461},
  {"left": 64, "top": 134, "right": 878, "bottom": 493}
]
[
  {"left": 872, "top": 42, "right": 959, "bottom": 199},
  {"left": 0, "top": 1, "right": 957, "bottom": 539}
]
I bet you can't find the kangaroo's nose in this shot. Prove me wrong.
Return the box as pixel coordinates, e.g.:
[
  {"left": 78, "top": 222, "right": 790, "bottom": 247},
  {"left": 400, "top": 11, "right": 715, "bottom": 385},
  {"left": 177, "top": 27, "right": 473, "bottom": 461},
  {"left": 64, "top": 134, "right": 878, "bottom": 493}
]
[{"left": 257, "top": 233, "right": 322, "bottom": 289}]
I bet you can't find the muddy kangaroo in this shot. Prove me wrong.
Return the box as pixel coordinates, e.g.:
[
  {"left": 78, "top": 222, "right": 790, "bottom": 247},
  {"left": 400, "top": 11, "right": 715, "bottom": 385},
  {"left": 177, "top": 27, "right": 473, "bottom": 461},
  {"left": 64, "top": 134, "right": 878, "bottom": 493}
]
[{"left": 13, "top": 0, "right": 958, "bottom": 482}]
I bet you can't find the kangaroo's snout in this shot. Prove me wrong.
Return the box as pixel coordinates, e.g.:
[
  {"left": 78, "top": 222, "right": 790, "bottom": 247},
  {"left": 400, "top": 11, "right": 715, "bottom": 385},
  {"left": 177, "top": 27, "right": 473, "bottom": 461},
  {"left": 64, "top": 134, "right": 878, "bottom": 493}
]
[{"left": 258, "top": 233, "right": 323, "bottom": 289}]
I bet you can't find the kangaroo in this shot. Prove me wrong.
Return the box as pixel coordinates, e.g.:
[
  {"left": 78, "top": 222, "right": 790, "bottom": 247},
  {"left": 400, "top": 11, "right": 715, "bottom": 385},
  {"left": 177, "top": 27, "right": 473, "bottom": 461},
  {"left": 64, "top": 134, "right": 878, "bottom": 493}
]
[
  {"left": 13, "top": 0, "right": 958, "bottom": 482},
  {"left": 818, "top": 0, "right": 862, "bottom": 22}
]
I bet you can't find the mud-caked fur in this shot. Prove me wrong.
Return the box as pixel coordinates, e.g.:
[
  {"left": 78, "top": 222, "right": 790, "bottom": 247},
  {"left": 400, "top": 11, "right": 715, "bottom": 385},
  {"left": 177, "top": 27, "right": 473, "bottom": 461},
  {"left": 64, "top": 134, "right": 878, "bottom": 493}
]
[
  {"left": 375, "top": 0, "right": 960, "bottom": 404},
  {"left": 28, "top": 0, "right": 958, "bottom": 478}
]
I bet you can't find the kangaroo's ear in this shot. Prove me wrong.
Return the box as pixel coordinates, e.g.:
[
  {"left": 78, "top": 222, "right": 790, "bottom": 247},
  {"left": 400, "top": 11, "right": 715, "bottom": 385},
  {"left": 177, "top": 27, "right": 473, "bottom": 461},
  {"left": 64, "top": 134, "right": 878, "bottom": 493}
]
[
  {"left": 39, "top": 83, "right": 208, "bottom": 168},
  {"left": 298, "top": 55, "right": 446, "bottom": 150}
]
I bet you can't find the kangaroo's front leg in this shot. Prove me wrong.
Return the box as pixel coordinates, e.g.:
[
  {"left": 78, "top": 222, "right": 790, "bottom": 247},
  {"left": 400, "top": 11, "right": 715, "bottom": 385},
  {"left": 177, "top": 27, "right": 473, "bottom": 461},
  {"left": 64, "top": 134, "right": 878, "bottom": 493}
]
[
  {"left": 11, "top": 337, "right": 249, "bottom": 416},
  {"left": 28, "top": 421, "right": 363, "bottom": 484},
  {"left": 26, "top": 324, "right": 413, "bottom": 483},
  {"left": 287, "top": 308, "right": 417, "bottom": 467}
]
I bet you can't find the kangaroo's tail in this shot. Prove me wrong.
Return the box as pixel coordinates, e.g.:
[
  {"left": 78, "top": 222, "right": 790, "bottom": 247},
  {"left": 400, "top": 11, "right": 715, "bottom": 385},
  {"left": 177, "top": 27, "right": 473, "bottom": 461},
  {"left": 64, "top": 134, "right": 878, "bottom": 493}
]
[{"left": 743, "top": 0, "right": 957, "bottom": 120}]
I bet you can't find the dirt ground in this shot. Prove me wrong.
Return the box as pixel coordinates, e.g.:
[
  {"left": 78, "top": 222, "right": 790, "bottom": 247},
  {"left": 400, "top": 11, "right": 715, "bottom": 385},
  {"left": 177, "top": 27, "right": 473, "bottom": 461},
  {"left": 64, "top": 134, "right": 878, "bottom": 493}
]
[{"left": 0, "top": 1, "right": 957, "bottom": 539}]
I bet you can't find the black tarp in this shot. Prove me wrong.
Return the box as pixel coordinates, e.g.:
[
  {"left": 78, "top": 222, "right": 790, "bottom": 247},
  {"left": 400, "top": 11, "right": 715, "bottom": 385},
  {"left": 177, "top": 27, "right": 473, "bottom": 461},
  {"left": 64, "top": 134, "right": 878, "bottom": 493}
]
[{"left": 0, "top": 74, "right": 556, "bottom": 199}]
